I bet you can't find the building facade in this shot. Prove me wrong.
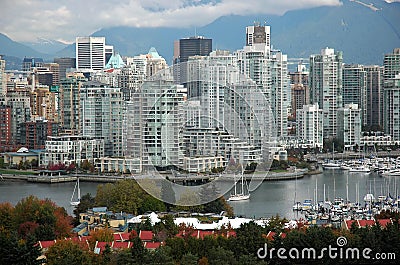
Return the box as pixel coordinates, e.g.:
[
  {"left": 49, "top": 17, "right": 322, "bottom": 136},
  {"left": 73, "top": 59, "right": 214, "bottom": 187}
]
[
  {"left": 337, "top": 103, "right": 362, "bottom": 149},
  {"left": 80, "top": 81, "right": 124, "bottom": 157},
  {"left": 309, "top": 48, "right": 343, "bottom": 138},
  {"left": 296, "top": 104, "right": 323, "bottom": 148},
  {"left": 76, "top": 37, "right": 106, "bottom": 71}
]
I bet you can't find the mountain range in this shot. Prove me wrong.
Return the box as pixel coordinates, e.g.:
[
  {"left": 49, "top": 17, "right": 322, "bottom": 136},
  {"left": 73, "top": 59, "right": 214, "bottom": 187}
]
[{"left": 1, "top": 0, "right": 399, "bottom": 69}]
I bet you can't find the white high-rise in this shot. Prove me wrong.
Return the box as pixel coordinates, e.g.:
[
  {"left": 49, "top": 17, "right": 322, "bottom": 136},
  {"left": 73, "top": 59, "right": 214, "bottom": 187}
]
[
  {"left": 309, "top": 48, "right": 343, "bottom": 138},
  {"left": 297, "top": 104, "right": 323, "bottom": 148},
  {"left": 76, "top": 37, "right": 106, "bottom": 71}
]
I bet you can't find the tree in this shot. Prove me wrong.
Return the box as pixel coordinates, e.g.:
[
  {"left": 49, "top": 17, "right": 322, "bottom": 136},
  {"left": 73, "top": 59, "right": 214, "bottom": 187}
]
[
  {"left": 46, "top": 240, "right": 92, "bottom": 265},
  {"left": 180, "top": 252, "right": 198, "bottom": 265},
  {"left": 0, "top": 202, "right": 14, "bottom": 233},
  {"left": 131, "top": 236, "right": 147, "bottom": 264},
  {"left": 0, "top": 232, "right": 41, "bottom": 265}
]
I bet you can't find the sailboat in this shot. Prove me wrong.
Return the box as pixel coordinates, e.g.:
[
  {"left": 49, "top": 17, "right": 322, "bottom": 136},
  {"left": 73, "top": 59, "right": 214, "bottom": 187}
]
[
  {"left": 70, "top": 177, "right": 81, "bottom": 206},
  {"left": 228, "top": 164, "right": 250, "bottom": 201},
  {"left": 321, "top": 142, "right": 341, "bottom": 169}
]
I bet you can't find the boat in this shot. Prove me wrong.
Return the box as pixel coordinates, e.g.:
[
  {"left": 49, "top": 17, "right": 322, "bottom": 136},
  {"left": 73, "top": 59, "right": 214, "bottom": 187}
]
[
  {"left": 322, "top": 142, "right": 341, "bottom": 169},
  {"left": 381, "top": 169, "right": 400, "bottom": 177},
  {"left": 228, "top": 165, "right": 250, "bottom": 201},
  {"left": 349, "top": 165, "right": 370, "bottom": 173},
  {"left": 321, "top": 161, "right": 341, "bottom": 169},
  {"left": 70, "top": 177, "right": 81, "bottom": 206}
]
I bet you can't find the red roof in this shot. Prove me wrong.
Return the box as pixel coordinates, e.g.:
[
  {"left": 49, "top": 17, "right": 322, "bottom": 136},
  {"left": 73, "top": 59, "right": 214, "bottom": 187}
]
[
  {"left": 358, "top": 220, "right": 375, "bottom": 228},
  {"left": 144, "top": 242, "right": 161, "bottom": 249},
  {"left": 139, "top": 230, "right": 154, "bottom": 241},
  {"left": 113, "top": 233, "right": 130, "bottom": 242},
  {"left": 345, "top": 220, "right": 358, "bottom": 229},
  {"left": 112, "top": 241, "right": 131, "bottom": 249},
  {"left": 377, "top": 219, "right": 392, "bottom": 227},
  {"left": 39, "top": 240, "right": 56, "bottom": 249}
]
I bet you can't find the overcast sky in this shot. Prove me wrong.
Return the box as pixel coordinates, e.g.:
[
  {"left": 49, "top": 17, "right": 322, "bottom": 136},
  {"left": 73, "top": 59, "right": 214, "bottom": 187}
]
[{"left": 0, "top": 0, "right": 392, "bottom": 43}]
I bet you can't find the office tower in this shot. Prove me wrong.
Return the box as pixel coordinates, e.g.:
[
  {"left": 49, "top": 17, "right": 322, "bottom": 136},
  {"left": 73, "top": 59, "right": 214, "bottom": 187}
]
[
  {"left": 270, "top": 50, "right": 290, "bottom": 138},
  {"left": 59, "top": 76, "right": 85, "bottom": 134},
  {"left": 175, "top": 36, "right": 212, "bottom": 64},
  {"left": 80, "top": 81, "right": 124, "bottom": 157},
  {"left": 342, "top": 64, "right": 367, "bottom": 127},
  {"left": 337, "top": 104, "right": 361, "bottom": 149},
  {"left": 22, "top": 57, "right": 44, "bottom": 72},
  {"left": 309, "top": 48, "right": 343, "bottom": 138},
  {"left": 76, "top": 37, "right": 106, "bottom": 70},
  {"left": 383, "top": 74, "right": 400, "bottom": 141},
  {"left": 174, "top": 36, "right": 212, "bottom": 92},
  {"left": 297, "top": 104, "right": 323, "bottom": 148},
  {"left": 54, "top": 57, "right": 76, "bottom": 80},
  {"left": 19, "top": 120, "right": 59, "bottom": 149},
  {"left": 290, "top": 64, "right": 309, "bottom": 118},
  {"left": 364, "top": 65, "right": 383, "bottom": 130}
]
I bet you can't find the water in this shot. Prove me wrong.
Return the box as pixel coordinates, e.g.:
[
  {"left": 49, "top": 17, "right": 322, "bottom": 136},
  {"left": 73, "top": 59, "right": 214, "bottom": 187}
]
[{"left": 1, "top": 171, "right": 398, "bottom": 219}]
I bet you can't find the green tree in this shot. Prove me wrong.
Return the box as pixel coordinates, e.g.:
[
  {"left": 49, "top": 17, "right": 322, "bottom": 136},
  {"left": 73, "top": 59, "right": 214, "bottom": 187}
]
[
  {"left": 0, "top": 232, "right": 41, "bottom": 265},
  {"left": 131, "top": 236, "right": 147, "bottom": 264},
  {"left": 180, "top": 252, "right": 198, "bottom": 265}
]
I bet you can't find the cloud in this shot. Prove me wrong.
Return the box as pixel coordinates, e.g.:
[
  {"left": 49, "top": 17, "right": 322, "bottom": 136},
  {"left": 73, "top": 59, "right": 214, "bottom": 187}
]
[{"left": 0, "top": 0, "right": 342, "bottom": 42}]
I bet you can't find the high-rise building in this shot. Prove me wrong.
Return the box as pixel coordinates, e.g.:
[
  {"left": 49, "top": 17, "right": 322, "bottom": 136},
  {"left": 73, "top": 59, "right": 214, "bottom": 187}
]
[
  {"left": 364, "top": 65, "right": 383, "bottom": 130},
  {"left": 342, "top": 64, "right": 367, "bottom": 127},
  {"left": 175, "top": 36, "right": 212, "bottom": 64},
  {"left": 309, "top": 48, "right": 343, "bottom": 138},
  {"left": 296, "top": 104, "right": 323, "bottom": 148},
  {"left": 0, "top": 105, "right": 12, "bottom": 151},
  {"left": 0, "top": 55, "right": 6, "bottom": 104},
  {"left": 270, "top": 50, "right": 290, "bottom": 138},
  {"left": 30, "top": 86, "right": 57, "bottom": 121},
  {"left": 54, "top": 57, "right": 76, "bottom": 80},
  {"left": 245, "top": 22, "right": 271, "bottom": 53},
  {"left": 337, "top": 104, "right": 361, "bottom": 149},
  {"left": 76, "top": 37, "right": 106, "bottom": 71},
  {"left": 80, "top": 81, "right": 124, "bottom": 157},
  {"left": 290, "top": 63, "right": 309, "bottom": 118},
  {"left": 383, "top": 48, "right": 400, "bottom": 140},
  {"left": 383, "top": 74, "right": 400, "bottom": 141},
  {"left": 126, "top": 79, "right": 186, "bottom": 169},
  {"left": 383, "top": 48, "right": 400, "bottom": 80},
  {"left": 59, "top": 76, "right": 85, "bottom": 134}
]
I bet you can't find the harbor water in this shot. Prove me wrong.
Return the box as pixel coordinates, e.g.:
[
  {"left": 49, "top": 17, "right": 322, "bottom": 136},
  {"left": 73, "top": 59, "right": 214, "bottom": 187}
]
[{"left": 0, "top": 170, "right": 398, "bottom": 218}]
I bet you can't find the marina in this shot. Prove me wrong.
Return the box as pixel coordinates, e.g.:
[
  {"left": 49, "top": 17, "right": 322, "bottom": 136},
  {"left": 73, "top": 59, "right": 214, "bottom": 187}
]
[{"left": 1, "top": 166, "right": 399, "bottom": 221}]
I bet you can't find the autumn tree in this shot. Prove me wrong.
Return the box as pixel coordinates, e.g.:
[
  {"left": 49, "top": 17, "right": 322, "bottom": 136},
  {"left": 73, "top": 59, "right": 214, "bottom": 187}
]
[{"left": 46, "top": 240, "right": 92, "bottom": 265}]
